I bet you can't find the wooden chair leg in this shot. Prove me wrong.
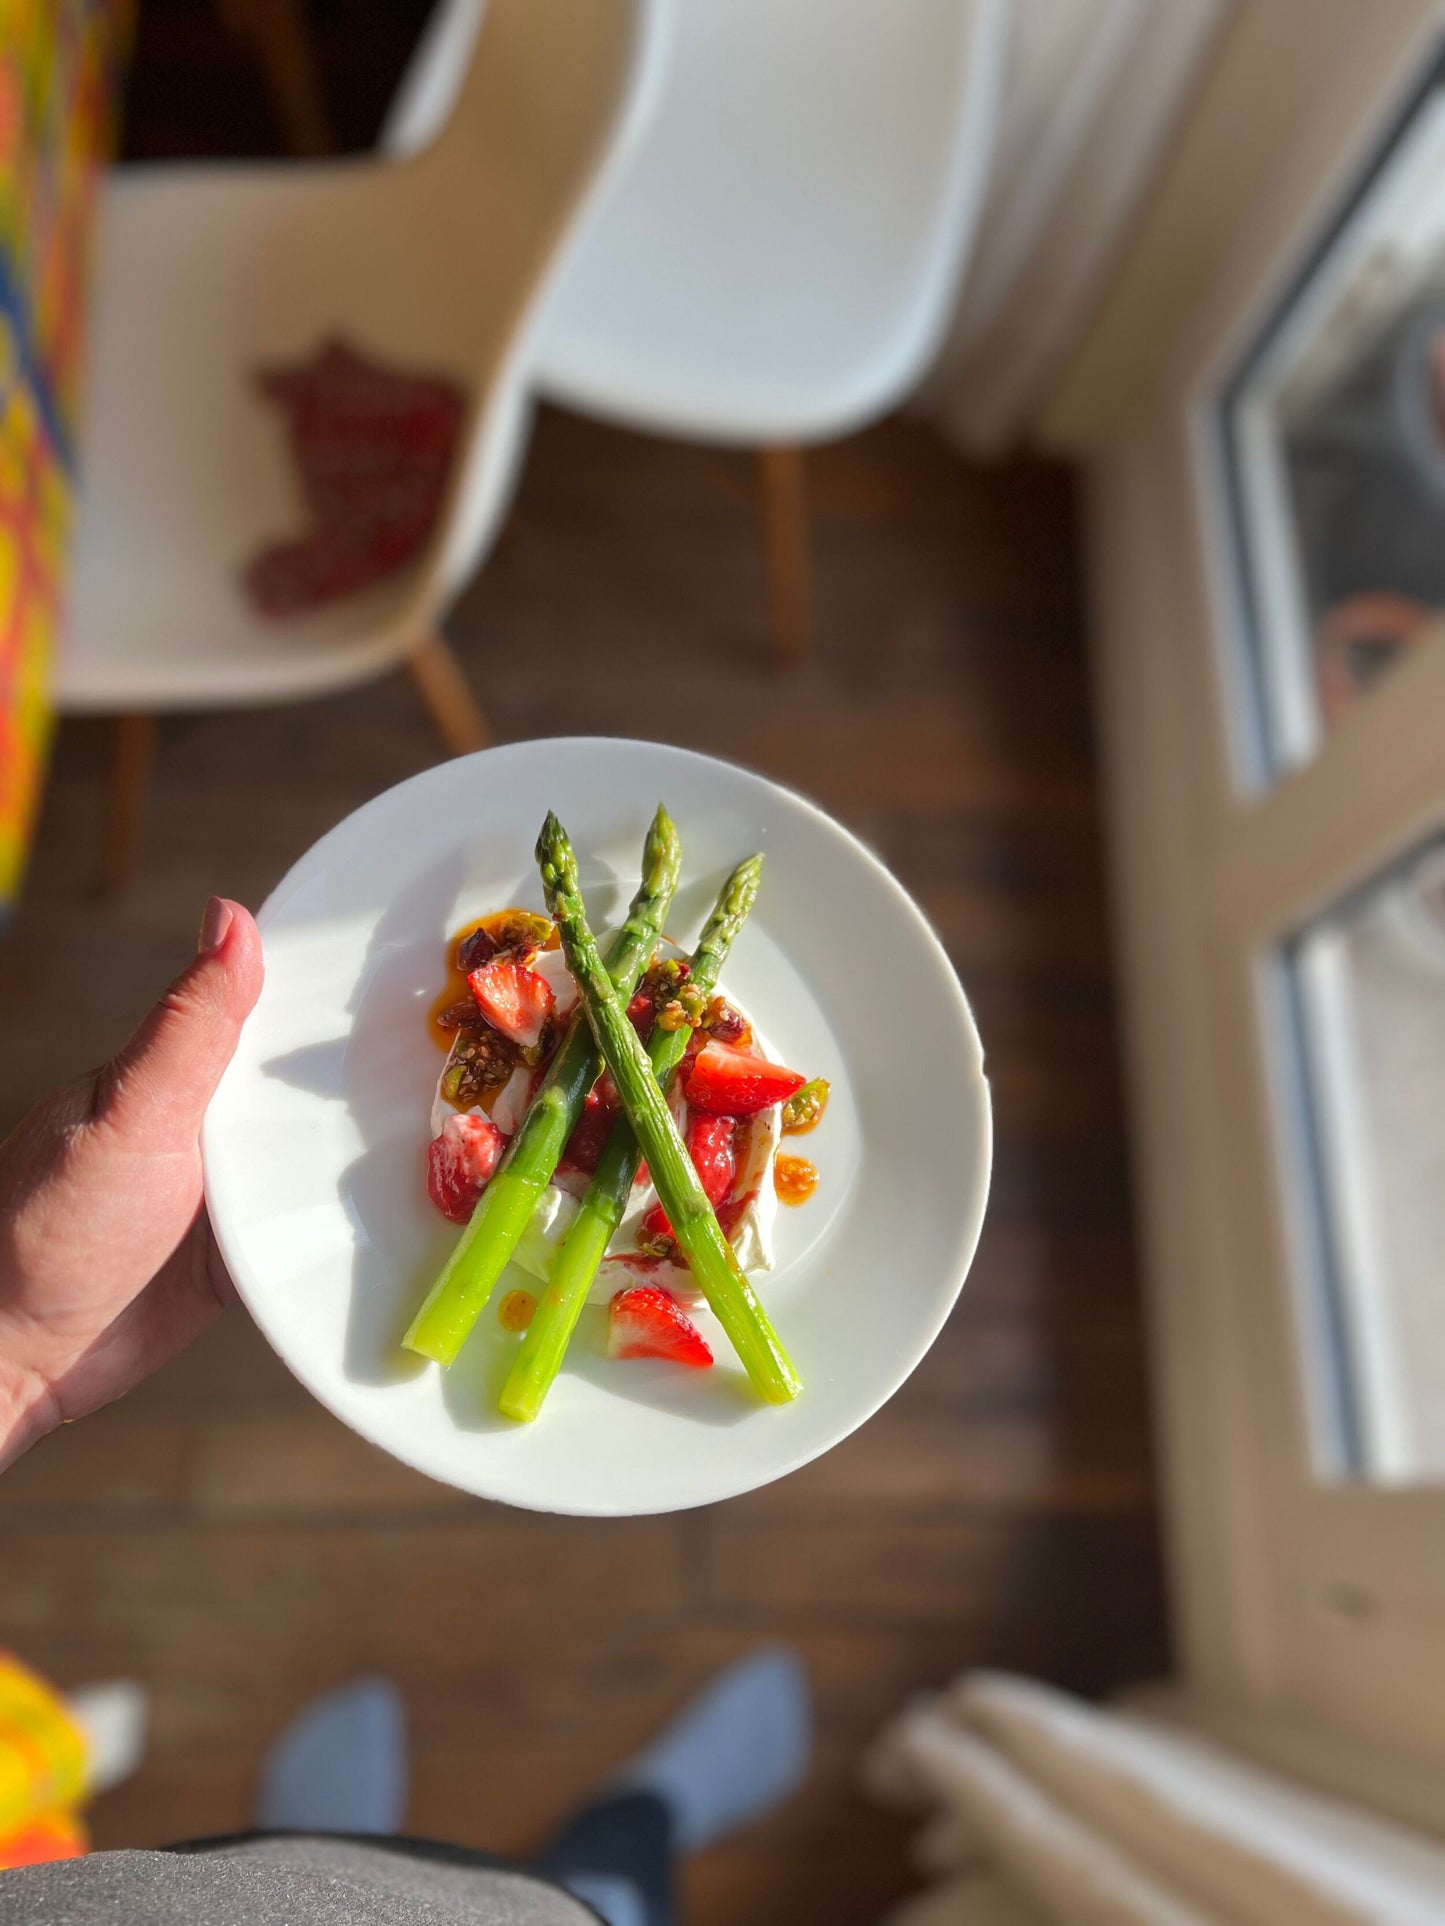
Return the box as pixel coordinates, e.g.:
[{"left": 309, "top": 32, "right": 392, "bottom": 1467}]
[
  {"left": 215, "top": 0, "right": 335, "bottom": 157},
  {"left": 407, "top": 630, "right": 492, "bottom": 759},
  {"left": 758, "top": 445, "right": 812, "bottom": 659},
  {"left": 103, "top": 713, "right": 157, "bottom": 896}
]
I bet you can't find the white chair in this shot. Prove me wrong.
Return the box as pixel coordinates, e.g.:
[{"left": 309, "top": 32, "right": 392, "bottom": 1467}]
[
  {"left": 63, "top": 0, "right": 663, "bottom": 887},
  {"left": 383, "top": 0, "right": 1011, "bottom": 654}
]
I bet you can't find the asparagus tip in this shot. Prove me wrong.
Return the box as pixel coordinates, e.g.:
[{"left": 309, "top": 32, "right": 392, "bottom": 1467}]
[{"left": 535, "top": 811, "right": 574, "bottom": 898}]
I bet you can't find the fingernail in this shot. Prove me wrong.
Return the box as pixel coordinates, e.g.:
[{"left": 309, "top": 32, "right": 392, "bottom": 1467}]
[{"left": 198, "top": 897, "right": 233, "bottom": 955}]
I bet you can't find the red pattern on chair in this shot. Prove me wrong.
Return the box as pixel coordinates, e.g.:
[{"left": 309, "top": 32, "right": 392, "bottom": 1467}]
[{"left": 245, "top": 337, "right": 466, "bottom": 617}]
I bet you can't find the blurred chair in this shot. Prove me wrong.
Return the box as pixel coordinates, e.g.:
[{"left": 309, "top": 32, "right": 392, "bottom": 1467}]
[
  {"left": 62, "top": 0, "right": 663, "bottom": 888},
  {"left": 383, "top": 0, "right": 1011, "bottom": 656}
]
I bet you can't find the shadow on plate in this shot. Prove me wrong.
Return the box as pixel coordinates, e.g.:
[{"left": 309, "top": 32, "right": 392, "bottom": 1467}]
[
  {"left": 562, "top": 1322, "right": 757, "bottom": 1428},
  {"left": 437, "top": 1297, "right": 756, "bottom": 1433},
  {"left": 259, "top": 1037, "right": 351, "bottom": 1101}
]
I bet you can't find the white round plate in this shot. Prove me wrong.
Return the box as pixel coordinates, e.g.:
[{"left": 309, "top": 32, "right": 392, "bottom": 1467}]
[{"left": 203, "top": 738, "right": 990, "bottom": 1514}]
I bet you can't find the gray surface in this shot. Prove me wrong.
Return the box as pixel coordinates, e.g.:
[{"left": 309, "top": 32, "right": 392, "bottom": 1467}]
[{"left": 0, "top": 1837, "right": 598, "bottom": 1925}]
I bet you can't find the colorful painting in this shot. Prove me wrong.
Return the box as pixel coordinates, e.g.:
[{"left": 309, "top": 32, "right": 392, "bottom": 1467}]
[{"left": 0, "top": 0, "right": 128, "bottom": 914}]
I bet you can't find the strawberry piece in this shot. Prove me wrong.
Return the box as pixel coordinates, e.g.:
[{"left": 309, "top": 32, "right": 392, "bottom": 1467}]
[
  {"left": 468, "top": 956, "right": 555, "bottom": 1048},
  {"left": 683, "top": 1040, "right": 807, "bottom": 1117},
  {"left": 638, "top": 1114, "right": 736, "bottom": 1243},
  {"left": 688, "top": 1113, "right": 737, "bottom": 1204},
  {"left": 607, "top": 1285, "right": 713, "bottom": 1367},
  {"left": 639, "top": 1202, "right": 673, "bottom": 1245},
  {"left": 560, "top": 1082, "right": 618, "bottom": 1176},
  {"left": 427, "top": 1111, "right": 506, "bottom": 1224},
  {"left": 626, "top": 991, "right": 656, "bottom": 1040}
]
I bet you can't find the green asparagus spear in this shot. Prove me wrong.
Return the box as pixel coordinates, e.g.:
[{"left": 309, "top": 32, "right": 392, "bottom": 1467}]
[
  {"left": 535, "top": 813, "right": 801, "bottom": 1405},
  {"left": 499, "top": 854, "right": 764, "bottom": 1422},
  {"left": 403, "top": 806, "right": 682, "bottom": 1366}
]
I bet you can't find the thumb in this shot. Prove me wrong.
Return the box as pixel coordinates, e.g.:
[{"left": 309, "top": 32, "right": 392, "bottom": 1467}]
[{"left": 95, "top": 899, "right": 265, "bottom": 1151}]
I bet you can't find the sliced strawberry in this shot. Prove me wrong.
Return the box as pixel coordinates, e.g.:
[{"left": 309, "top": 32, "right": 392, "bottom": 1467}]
[
  {"left": 688, "top": 1113, "right": 737, "bottom": 1204},
  {"left": 683, "top": 1040, "right": 807, "bottom": 1117},
  {"left": 560, "top": 1081, "right": 618, "bottom": 1176},
  {"left": 637, "top": 1113, "right": 736, "bottom": 1244},
  {"left": 426, "top": 1111, "right": 506, "bottom": 1224},
  {"left": 607, "top": 1285, "right": 713, "bottom": 1367},
  {"left": 626, "top": 991, "right": 656, "bottom": 1040},
  {"left": 638, "top": 1202, "right": 673, "bottom": 1246},
  {"left": 468, "top": 956, "right": 556, "bottom": 1048}
]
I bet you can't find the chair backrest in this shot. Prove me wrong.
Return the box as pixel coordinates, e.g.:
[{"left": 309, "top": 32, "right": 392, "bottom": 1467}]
[
  {"left": 550, "top": 0, "right": 1011, "bottom": 440},
  {"left": 382, "top": 0, "right": 488, "bottom": 160},
  {"left": 386, "top": 0, "right": 1009, "bottom": 445},
  {"left": 401, "top": 0, "right": 667, "bottom": 601}
]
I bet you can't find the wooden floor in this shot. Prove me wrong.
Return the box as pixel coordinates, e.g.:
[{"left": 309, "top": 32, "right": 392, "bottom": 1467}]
[{"left": 0, "top": 412, "right": 1168, "bottom": 1923}]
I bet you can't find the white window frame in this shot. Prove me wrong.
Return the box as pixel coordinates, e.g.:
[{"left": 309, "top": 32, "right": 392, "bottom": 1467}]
[
  {"left": 1224, "top": 84, "right": 1445, "bottom": 774},
  {"left": 1051, "top": 0, "right": 1445, "bottom": 1775}
]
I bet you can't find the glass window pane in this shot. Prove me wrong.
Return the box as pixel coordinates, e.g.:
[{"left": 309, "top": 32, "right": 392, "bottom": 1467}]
[
  {"left": 1289, "top": 831, "right": 1445, "bottom": 1481},
  {"left": 1222, "top": 56, "right": 1445, "bottom": 776}
]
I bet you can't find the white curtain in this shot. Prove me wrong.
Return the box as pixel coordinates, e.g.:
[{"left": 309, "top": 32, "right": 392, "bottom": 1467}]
[
  {"left": 923, "top": 0, "right": 1223, "bottom": 455},
  {"left": 867, "top": 1673, "right": 1445, "bottom": 1926}
]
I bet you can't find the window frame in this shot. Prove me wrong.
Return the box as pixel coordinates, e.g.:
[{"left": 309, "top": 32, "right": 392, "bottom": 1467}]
[
  {"left": 1068, "top": 0, "right": 1445, "bottom": 1771},
  {"left": 1216, "top": 46, "right": 1445, "bottom": 783}
]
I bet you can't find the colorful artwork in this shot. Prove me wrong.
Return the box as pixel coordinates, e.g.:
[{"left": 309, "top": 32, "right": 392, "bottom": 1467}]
[{"left": 0, "top": 0, "right": 128, "bottom": 914}]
